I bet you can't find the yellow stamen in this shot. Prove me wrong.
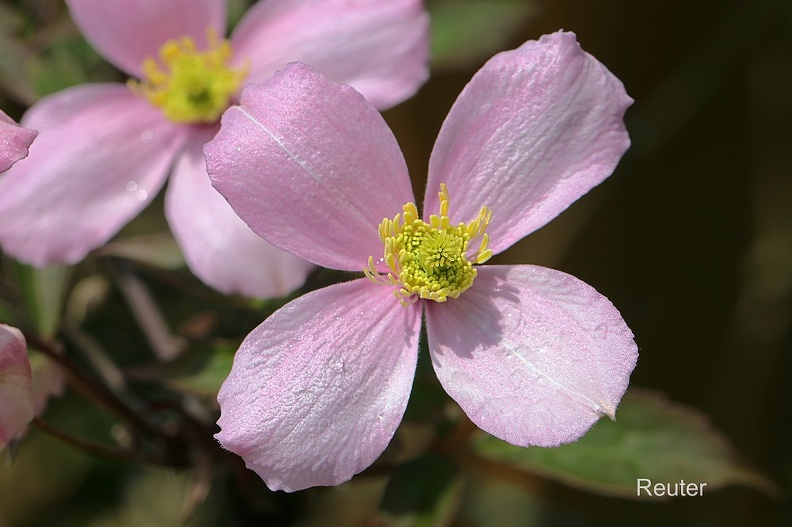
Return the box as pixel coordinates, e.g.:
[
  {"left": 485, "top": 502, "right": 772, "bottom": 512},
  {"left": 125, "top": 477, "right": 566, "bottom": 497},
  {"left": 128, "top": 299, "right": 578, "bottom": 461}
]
[
  {"left": 365, "top": 184, "right": 493, "bottom": 305},
  {"left": 128, "top": 30, "right": 248, "bottom": 124}
]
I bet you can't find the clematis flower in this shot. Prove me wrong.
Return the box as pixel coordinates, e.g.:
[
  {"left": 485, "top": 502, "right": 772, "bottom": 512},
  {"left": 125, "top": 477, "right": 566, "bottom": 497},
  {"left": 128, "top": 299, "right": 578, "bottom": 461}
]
[
  {"left": 0, "top": 110, "right": 36, "bottom": 173},
  {"left": 205, "top": 31, "right": 638, "bottom": 492},
  {"left": 0, "top": 324, "right": 34, "bottom": 451},
  {"left": 0, "top": 0, "right": 429, "bottom": 298}
]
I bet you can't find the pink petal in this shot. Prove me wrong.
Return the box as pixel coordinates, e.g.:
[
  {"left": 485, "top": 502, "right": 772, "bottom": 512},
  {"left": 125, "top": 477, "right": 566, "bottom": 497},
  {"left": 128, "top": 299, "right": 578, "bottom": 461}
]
[
  {"left": 0, "top": 84, "right": 187, "bottom": 266},
  {"left": 425, "top": 31, "right": 633, "bottom": 255},
  {"left": 21, "top": 83, "right": 121, "bottom": 131},
  {"left": 0, "top": 110, "right": 37, "bottom": 173},
  {"left": 216, "top": 278, "right": 421, "bottom": 492},
  {"left": 205, "top": 63, "right": 414, "bottom": 272},
  {"left": 0, "top": 324, "right": 33, "bottom": 448},
  {"left": 230, "top": 0, "right": 428, "bottom": 109},
  {"left": 65, "top": 0, "right": 226, "bottom": 77},
  {"left": 425, "top": 265, "right": 637, "bottom": 447},
  {"left": 166, "top": 128, "right": 315, "bottom": 298}
]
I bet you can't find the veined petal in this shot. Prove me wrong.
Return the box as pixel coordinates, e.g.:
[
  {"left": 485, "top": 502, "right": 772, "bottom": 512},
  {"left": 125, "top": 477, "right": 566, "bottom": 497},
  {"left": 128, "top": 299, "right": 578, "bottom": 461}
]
[
  {"left": 166, "top": 129, "right": 314, "bottom": 298},
  {"left": 426, "top": 265, "right": 637, "bottom": 447},
  {"left": 0, "top": 110, "right": 36, "bottom": 173},
  {"left": 231, "top": 0, "right": 429, "bottom": 109},
  {"left": 216, "top": 278, "right": 422, "bottom": 492},
  {"left": 426, "top": 31, "right": 633, "bottom": 255},
  {"left": 65, "top": 0, "right": 227, "bottom": 78},
  {"left": 206, "top": 63, "right": 414, "bottom": 272},
  {"left": 0, "top": 324, "right": 33, "bottom": 448},
  {"left": 0, "top": 84, "right": 187, "bottom": 266}
]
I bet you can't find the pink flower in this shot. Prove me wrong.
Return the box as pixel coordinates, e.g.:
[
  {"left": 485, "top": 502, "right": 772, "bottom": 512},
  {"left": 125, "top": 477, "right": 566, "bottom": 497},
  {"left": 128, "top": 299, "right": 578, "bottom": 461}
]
[
  {"left": 205, "top": 31, "right": 638, "bottom": 491},
  {"left": 0, "top": 324, "right": 34, "bottom": 451},
  {"left": 0, "top": 110, "right": 36, "bottom": 173},
  {"left": 0, "top": 0, "right": 429, "bottom": 298}
]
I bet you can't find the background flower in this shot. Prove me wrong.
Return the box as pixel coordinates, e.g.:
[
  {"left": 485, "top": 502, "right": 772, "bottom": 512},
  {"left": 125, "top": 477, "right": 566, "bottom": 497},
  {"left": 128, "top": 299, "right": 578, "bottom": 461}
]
[
  {"left": 0, "top": 324, "right": 34, "bottom": 451},
  {"left": 0, "top": 0, "right": 429, "bottom": 299},
  {"left": 205, "top": 32, "right": 637, "bottom": 491}
]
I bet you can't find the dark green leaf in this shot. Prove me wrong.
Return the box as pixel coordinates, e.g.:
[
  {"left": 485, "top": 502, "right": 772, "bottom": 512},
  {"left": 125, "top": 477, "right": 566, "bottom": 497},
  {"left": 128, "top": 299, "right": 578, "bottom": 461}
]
[
  {"left": 471, "top": 389, "right": 777, "bottom": 499},
  {"left": 378, "top": 455, "right": 463, "bottom": 527},
  {"left": 429, "top": 0, "right": 538, "bottom": 71},
  {"left": 163, "top": 343, "right": 235, "bottom": 397}
]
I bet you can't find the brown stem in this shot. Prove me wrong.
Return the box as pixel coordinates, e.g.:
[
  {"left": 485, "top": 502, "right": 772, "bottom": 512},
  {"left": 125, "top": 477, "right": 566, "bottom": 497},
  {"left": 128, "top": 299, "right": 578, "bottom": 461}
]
[
  {"left": 22, "top": 331, "right": 168, "bottom": 442},
  {"left": 33, "top": 417, "right": 179, "bottom": 468}
]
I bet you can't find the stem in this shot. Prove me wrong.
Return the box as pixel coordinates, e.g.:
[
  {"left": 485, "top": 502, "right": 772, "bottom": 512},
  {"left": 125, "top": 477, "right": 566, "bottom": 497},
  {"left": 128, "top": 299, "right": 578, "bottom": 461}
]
[
  {"left": 22, "top": 331, "right": 167, "bottom": 441},
  {"left": 111, "top": 259, "right": 185, "bottom": 362},
  {"left": 33, "top": 417, "right": 179, "bottom": 468}
]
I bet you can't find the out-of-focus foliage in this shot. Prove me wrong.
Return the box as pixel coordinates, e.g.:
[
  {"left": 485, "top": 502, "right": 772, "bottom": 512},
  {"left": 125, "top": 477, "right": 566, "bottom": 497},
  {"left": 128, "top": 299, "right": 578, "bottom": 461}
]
[
  {"left": 97, "top": 233, "right": 186, "bottom": 271},
  {"left": 13, "top": 263, "right": 69, "bottom": 338},
  {"left": 377, "top": 455, "right": 463, "bottom": 527},
  {"left": 429, "top": 0, "right": 538, "bottom": 71}
]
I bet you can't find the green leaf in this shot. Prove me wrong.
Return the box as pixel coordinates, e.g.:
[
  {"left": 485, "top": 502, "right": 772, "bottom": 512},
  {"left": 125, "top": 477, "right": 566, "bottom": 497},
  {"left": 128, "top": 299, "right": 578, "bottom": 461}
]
[
  {"left": 377, "top": 455, "right": 463, "bottom": 527},
  {"left": 163, "top": 343, "right": 235, "bottom": 397},
  {"left": 471, "top": 389, "right": 777, "bottom": 499},
  {"left": 15, "top": 262, "right": 71, "bottom": 338},
  {"left": 429, "top": 0, "right": 538, "bottom": 71}
]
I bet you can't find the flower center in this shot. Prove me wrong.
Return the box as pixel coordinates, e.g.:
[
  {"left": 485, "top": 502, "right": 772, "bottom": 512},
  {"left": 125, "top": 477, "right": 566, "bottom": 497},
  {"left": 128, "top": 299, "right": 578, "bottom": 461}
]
[
  {"left": 365, "top": 184, "right": 493, "bottom": 305},
  {"left": 129, "top": 30, "right": 248, "bottom": 124}
]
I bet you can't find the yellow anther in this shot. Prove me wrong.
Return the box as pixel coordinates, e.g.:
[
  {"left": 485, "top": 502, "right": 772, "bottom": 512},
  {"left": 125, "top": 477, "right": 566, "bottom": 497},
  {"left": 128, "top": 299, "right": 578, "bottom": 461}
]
[
  {"left": 129, "top": 30, "right": 248, "bottom": 124},
  {"left": 365, "top": 183, "right": 493, "bottom": 305}
]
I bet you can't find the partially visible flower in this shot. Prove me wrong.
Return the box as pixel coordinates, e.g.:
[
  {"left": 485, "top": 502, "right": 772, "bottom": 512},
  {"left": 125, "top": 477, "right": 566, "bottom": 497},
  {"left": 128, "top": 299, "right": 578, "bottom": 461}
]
[
  {"left": 0, "top": 324, "right": 34, "bottom": 451},
  {"left": 0, "top": 110, "right": 36, "bottom": 173},
  {"left": 205, "top": 31, "right": 637, "bottom": 492},
  {"left": 0, "top": 0, "right": 429, "bottom": 298}
]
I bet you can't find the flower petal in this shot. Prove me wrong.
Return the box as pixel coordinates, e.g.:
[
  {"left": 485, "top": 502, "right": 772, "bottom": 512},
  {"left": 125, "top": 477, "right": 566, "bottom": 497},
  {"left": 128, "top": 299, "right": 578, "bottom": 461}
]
[
  {"left": 0, "top": 110, "right": 37, "bottom": 173},
  {"left": 425, "top": 31, "right": 633, "bottom": 255},
  {"left": 166, "top": 128, "right": 314, "bottom": 298},
  {"left": 216, "top": 278, "right": 421, "bottom": 492},
  {"left": 0, "top": 324, "right": 33, "bottom": 448},
  {"left": 65, "top": 0, "right": 226, "bottom": 77},
  {"left": 230, "top": 0, "right": 428, "bottom": 109},
  {"left": 426, "top": 265, "right": 637, "bottom": 447},
  {"left": 205, "top": 63, "right": 414, "bottom": 272},
  {"left": 0, "top": 84, "right": 187, "bottom": 266}
]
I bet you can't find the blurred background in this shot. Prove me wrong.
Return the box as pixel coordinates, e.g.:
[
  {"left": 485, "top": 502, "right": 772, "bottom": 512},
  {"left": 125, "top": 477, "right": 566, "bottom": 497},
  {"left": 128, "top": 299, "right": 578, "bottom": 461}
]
[{"left": 0, "top": 0, "right": 790, "bottom": 525}]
